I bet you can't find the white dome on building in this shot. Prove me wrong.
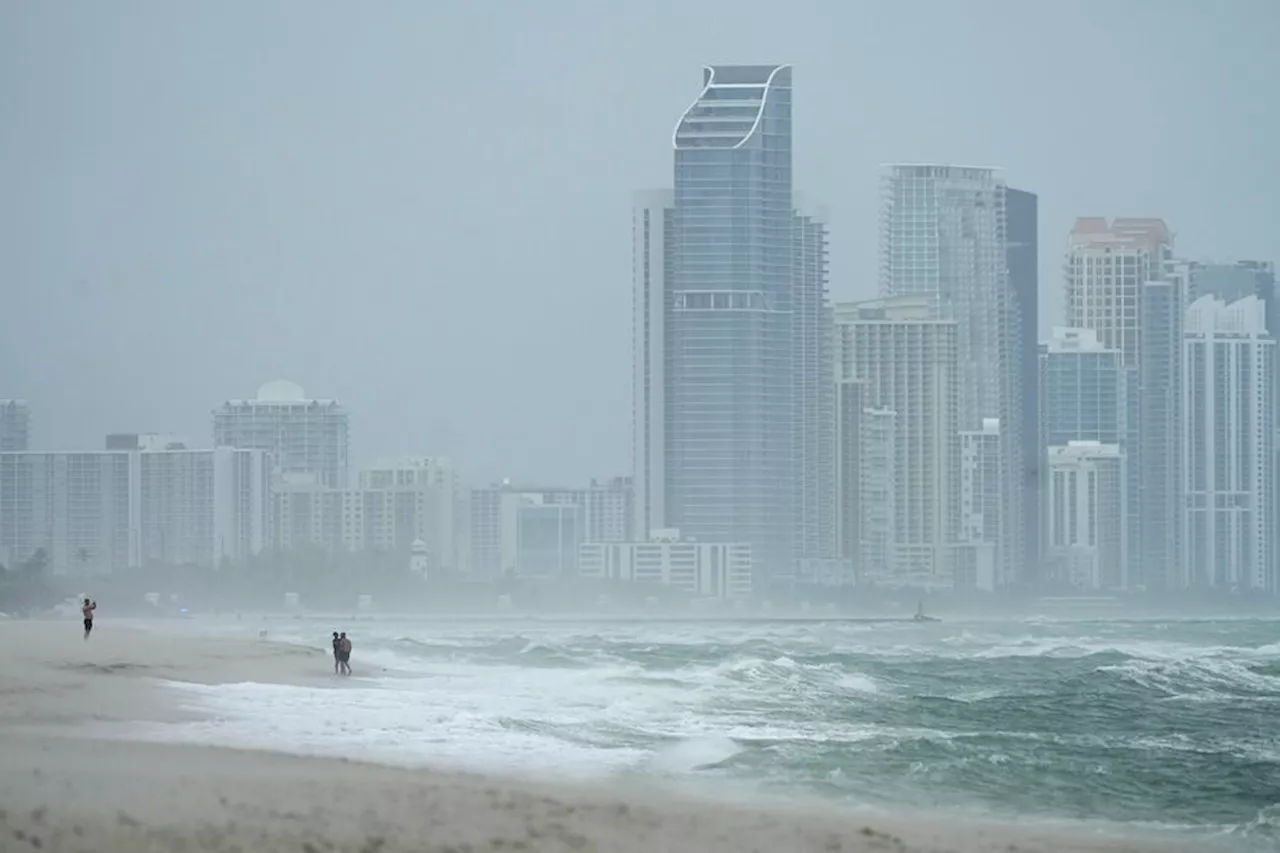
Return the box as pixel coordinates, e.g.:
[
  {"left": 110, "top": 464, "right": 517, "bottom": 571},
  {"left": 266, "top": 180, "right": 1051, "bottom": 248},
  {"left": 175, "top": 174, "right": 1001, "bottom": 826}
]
[{"left": 255, "top": 380, "right": 307, "bottom": 402}]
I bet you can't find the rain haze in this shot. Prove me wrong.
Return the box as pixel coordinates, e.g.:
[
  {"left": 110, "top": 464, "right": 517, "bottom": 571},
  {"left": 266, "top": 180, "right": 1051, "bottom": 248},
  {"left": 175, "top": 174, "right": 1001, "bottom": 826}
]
[
  {"left": 2, "top": 0, "right": 1276, "bottom": 482},
  {"left": 4, "top": 3, "right": 1280, "bottom": 852}
]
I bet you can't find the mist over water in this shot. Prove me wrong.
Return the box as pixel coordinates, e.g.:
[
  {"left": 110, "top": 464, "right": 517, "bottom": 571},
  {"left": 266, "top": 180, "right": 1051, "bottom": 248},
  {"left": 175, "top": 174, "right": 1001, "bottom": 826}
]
[{"left": 140, "top": 617, "right": 1280, "bottom": 847}]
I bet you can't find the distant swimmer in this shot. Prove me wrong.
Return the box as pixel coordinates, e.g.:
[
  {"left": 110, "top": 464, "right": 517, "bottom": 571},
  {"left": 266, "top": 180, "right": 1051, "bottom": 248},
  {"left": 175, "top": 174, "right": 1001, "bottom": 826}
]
[
  {"left": 338, "top": 632, "right": 352, "bottom": 676},
  {"left": 82, "top": 598, "right": 97, "bottom": 640},
  {"left": 331, "top": 631, "right": 342, "bottom": 675}
]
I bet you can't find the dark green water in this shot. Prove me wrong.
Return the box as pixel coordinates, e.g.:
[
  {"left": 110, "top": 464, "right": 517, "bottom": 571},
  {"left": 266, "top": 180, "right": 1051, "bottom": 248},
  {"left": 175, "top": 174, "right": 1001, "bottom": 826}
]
[{"left": 171, "top": 616, "right": 1280, "bottom": 849}]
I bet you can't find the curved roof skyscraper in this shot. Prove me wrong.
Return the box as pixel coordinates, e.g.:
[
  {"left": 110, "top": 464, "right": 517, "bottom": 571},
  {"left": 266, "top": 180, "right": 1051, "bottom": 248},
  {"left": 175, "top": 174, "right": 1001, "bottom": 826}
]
[{"left": 637, "top": 64, "right": 826, "bottom": 583}]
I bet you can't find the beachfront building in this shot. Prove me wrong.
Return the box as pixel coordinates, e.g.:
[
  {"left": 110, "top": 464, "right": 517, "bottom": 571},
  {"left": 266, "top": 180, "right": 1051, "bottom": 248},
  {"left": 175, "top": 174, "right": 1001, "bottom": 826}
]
[
  {"left": 834, "top": 379, "right": 896, "bottom": 583},
  {"left": 835, "top": 295, "right": 959, "bottom": 588},
  {"left": 879, "top": 164, "right": 1025, "bottom": 587},
  {"left": 1044, "top": 441, "right": 1127, "bottom": 591},
  {"left": 468, "top": 479, "right": 633, "bottom": 579},
  {"left": 577, "top": 529, "right": 753, "bottom": 600},
  {"left": 1138, "top": 262, "right": 1190, "bottom": 590},
  {"left": 1183, "top": 295, "right": 1275, "bottom": 591},
  {"left": 269, "top": 457, "right": 463, "bottom": 572},
  {"left": 1038, "top": 327, "right": 1132, "bottom": 575},
  {"left": 1063, "top": 217, "right": 1177, "bottom": 590},
  {"left": 213, "top": 380, "right": 349, "bottom": 488},
  {"left": 1006, "top": 188, "right": 1041, "bottom": 583},
  {"left": 0, "top": 400, "right": 31, "bottom": 453},
  {"left": 633, "top": 64, "right": 835, "bottom": 591},
  {"left": 0, "top": 447, "right": 269, "bottom": 574},
  {"left": 955, "top": 418, "right": 1002, "bottom": 591}
]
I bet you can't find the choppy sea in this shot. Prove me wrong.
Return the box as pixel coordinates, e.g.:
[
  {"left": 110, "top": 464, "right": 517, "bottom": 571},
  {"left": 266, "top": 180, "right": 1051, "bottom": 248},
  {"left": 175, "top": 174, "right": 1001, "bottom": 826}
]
[{"left": 139, "top": 616, "right": 1280, "bottom": 848}]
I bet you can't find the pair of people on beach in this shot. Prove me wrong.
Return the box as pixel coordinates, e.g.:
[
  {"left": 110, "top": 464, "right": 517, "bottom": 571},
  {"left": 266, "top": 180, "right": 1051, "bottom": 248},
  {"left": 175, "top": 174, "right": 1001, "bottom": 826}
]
[{"left": 331, "top": 631, "right": 352, "bottom": 675}]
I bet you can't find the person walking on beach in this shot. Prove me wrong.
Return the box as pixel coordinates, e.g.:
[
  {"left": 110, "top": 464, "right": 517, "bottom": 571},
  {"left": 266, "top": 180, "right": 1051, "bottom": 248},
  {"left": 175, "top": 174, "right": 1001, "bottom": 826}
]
[
  {"left": 82, "top": 598, "right": 97, "bottom": 640},
  {"left": 337, "top": 632, "right": 352, "bottom": 676},
  {"left": 331, "top": 631, "right": 342, "bottom": 675}
]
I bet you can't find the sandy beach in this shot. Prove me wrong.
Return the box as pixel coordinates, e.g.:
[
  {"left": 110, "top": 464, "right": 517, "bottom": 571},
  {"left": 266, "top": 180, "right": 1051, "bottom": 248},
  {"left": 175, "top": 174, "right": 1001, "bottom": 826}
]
[{"left": 0, "top": 620, "right": 1206, "bottom": 852}]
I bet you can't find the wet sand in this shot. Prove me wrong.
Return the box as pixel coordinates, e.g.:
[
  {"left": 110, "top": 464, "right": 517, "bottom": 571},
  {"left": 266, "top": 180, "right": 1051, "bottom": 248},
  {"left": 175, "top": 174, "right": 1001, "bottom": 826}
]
[{"left": 0, "top": 620, "right": 1199, "bottom": 852}]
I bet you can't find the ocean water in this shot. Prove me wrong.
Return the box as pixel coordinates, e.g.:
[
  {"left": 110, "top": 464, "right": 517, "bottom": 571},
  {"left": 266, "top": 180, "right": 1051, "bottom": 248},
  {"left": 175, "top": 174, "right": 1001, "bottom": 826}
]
[{"left": 145, "top": 616, "right": 1280, "bottom": 847}]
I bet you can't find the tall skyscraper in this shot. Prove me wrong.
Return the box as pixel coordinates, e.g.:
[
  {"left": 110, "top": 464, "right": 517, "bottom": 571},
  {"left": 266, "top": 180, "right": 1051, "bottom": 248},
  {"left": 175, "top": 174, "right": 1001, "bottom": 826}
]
[
  {"left": 1189, "top": 261, "right": 1279, "bottom": 591},
  {"left": 1006, "top": 188, "right": 1039, "bottom": 582},
  {"left": 1064, "top": 217, "right": 1175, "bottom": 591},
  {"left": 632, "top": 190, "right": 673, "bottom": 543},
  {"left": 792, "top": 199, "right": 836, "bottom": 562},
  {"left": 0, "top": 401, "right": 30, "bottom": 452},
  {"left": 1183, "top": 295, "right": 1275, "bottom": 592},
  {"left": 879, "top": 164, "right": 1021, "bottom": 586},
  {"left": 1138, "top": 263, "right": 1190, "bottom": 590},
  {"left": 212, "top": 380, "right": 350, "bottom": 488},
  {"left": 835, "top": 296, "right": 959, "bottom": 587},
  {"left": 1038, "top": 327, "right": 1129, "bottom": 585},
  {"left": 632, "top": 64, "right": 833, "bottom": 586}
]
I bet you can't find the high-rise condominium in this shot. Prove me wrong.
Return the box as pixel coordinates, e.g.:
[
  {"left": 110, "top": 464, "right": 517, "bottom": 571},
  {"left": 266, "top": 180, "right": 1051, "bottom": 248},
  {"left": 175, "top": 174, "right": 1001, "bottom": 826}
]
[
  {"left": 1188, "top": 261, "right": 1278, "bottom": 592},
  {"left": 1064, "top": 217, "right": 1175, "bottom": 590},
  {"left": 835, "top": 296, "right": 959, "bottom": 587},
  {"left": 1006, "top": 189, "right": 1040, "bottom": 582},
  {"left": 1038, "top": 328, "right": 1128, "bottom": 587},
  {"left": 879, "top": 164, "right": 1024, "bottom": 586},
  {"left": 213, "top": 380, "right": 350, "bottom": 488},
  {"left": 633, "top": 65, "right": 833, "bottom": 583},
  {"left": 1183, "top": 295, "right": 1275, "bottom": 591}
]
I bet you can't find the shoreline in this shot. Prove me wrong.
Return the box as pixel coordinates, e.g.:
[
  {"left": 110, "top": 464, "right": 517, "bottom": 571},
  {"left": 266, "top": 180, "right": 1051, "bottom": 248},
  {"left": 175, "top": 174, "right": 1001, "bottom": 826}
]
[{"left": 0, "top": 620, "right": 1219, "bottom": 852}]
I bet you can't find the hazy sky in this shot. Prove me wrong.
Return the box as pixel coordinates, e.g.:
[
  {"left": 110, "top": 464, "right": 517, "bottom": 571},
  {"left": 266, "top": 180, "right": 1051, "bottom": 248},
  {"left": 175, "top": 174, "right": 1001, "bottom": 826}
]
[{"left": 2, "top": 0, "right": 1277, "bottom": 484}]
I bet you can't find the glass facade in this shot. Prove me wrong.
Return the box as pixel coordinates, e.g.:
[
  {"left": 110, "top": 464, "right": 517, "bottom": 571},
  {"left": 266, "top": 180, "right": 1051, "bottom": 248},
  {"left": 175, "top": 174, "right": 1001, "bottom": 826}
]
[{"left": 668, "top": 65, "right": 796, "bottom": 576}]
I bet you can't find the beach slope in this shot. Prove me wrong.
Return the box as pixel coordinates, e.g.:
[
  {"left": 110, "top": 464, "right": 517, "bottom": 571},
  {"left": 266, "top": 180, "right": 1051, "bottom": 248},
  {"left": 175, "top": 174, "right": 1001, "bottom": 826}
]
[{"left": 0, "top": 620, "right": 1195, "bottom": 853}]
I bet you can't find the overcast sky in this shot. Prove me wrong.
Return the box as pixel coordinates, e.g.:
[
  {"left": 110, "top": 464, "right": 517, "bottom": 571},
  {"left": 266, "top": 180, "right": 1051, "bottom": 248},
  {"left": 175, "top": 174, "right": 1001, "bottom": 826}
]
[{"left": 2, "top": 0, "right": 1277, "bottom": 485}]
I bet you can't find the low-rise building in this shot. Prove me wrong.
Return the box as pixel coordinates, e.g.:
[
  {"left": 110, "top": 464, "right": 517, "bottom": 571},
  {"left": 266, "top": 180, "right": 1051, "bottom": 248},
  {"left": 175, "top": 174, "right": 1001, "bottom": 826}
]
[{"left": 578, "top": 529, "right": 752, "bottom": 600}]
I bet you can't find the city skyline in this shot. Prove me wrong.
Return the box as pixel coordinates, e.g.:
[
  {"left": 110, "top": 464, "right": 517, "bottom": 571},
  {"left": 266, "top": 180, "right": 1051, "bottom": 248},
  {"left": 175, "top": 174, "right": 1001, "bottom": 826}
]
[{"left": 3, "top": 3, "right": 1276, "bottom": 486}]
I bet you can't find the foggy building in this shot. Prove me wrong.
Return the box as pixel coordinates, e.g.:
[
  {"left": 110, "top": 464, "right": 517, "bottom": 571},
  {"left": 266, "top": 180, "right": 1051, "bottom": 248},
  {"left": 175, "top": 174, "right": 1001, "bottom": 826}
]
[
  {"left": 358, "top": 457, "right": 462, "bottom": 571},
  {"left": 0, "top": 447, "right": 268, "bottom": 574},
  {"left": 138, "top": 448, "right": 269, "bottom": 569},
  {"left": 1183, "top": 295, "right": 1274, "bottom": 591},
  {"left": 834, "top": 380, "right": 896, "bottom": 584},
  {"left": 106, "top": 433, "right": 189, "bottom": 451},
  {"left": 0, "top": 400, "right": 31, "bottom": 453},
  {"left": 1044, "top": 441, "right": 1127, "bottom": 590},
  {"left": 835, "top": 296, "right": 959, "bottom": 588},
  {"left": 509, "top": 498, "right": 582, "bottom": 578},
  {"left": 634, "top": 65, "right": 835, "bottom": 588},
  {"left": 1006, "top": 188, "right": 1040, "bottom": 583},
  {"left": 662, "top": 64, "right": 801, "bottom": 583},
  {"left": 1039, "top": 328, "right": 1127, "bottom": 445},
  {"left": 1065, "top": 218, "right": 1173, "bottom": 366},
  {"left": 955, "top": 419, "right": 1002, "bottom": 591},
  {"left": 578, "top": 530, "right": 753, "bottom": 600},
  {"left": 213, "top": 380, "right": 349, "bottom": 488},
  {"left": 792, "top": 199, "right": 837, "bottom": 563},
  {"left": 1138, "top": 263, "right": 1190, "bottom": 591},
  {"left": 879, "top": 164, "right": 1022, "bottom": 588},
  {"left": 1038, "top": 327, "right": 1133, "bottom": 576},
  {"left": 1188, "top": 261, "right": 1278, "bottom": 591},
  {"left": 1064, "top": 218, "right": 1177, "bottom": 591},
  {"left": 270, "top": 458, "right": 462, "bottom": 570},
  {"left": 469, "top": 479, "right": 631, "bottom": 578},
  {"left": 631, "top": 190, "right": 673, "bottom": 543}
]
